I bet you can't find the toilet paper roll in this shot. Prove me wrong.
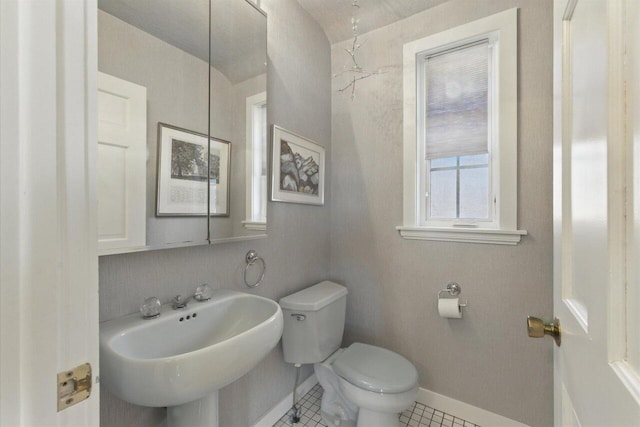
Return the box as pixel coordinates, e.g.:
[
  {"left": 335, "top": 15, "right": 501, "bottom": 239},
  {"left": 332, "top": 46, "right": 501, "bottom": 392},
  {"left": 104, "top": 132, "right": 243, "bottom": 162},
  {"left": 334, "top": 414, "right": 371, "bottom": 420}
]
[{"left": 438, "top": 298, "right": 462, "bottom": 319}]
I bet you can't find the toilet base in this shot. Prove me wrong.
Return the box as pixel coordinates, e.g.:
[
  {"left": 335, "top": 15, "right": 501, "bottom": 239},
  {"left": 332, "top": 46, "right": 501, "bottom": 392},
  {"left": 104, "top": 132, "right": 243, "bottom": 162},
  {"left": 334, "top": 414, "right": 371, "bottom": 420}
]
[
  {"left": 338, "top": 377, "right": 416, "bottom": 427},
  {"left": 320, "top": 409, "right": 356, "bottom": 427},
  {"left": 357, "top": 408, "right": 400, "bottom": 427}
]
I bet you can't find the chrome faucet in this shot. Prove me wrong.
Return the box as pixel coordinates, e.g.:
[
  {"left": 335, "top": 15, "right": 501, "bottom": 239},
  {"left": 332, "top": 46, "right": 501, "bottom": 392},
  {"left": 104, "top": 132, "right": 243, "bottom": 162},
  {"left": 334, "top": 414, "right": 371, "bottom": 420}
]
[
  {"left": 172, "top": 285, "right": 213, "bottom": 310},
  {"left": 171, "top": 294, "right": 191, "bottom": 310}
]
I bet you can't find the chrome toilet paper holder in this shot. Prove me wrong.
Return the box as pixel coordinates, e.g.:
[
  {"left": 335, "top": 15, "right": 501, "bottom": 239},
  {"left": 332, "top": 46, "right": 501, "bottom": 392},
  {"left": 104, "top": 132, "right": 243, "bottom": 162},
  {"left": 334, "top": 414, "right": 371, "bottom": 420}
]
[{"left": 438, "top": 282, "right": 468, "bottom": 307}]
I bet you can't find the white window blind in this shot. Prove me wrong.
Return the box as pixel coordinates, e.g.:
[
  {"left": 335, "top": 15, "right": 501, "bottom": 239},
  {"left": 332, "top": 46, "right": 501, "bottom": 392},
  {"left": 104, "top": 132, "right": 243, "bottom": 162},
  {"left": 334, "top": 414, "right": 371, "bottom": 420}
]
[{"left": 425, "top": 41, "right": 489, "bottom": 159}]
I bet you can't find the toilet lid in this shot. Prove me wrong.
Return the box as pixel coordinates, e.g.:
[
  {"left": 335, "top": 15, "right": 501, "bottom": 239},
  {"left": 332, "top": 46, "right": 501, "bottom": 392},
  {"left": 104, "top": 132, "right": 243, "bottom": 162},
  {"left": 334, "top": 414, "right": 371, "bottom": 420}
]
[{"left": 333, "top": 343, "right": 418, "bottom": 394}]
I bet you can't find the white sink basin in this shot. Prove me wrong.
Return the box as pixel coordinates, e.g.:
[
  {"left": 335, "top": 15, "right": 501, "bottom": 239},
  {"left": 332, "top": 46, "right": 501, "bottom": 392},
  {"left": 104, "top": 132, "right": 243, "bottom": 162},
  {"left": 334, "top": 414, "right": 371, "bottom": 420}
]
[{"left": 100, "top": 289, "right": 283, "bottom": 425}]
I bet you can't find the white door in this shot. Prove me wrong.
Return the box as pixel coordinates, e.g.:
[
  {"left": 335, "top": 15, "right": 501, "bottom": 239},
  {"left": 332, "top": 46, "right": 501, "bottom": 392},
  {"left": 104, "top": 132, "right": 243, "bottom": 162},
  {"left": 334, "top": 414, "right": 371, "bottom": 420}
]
[
  {"left": 0, "top": 0, "right": 99, "bottom": 425},
  {"left": 552, "top": 0, "right": 640, "bottom": 425},
  {"left": 97, "top": 72, "right": 147, "bottom": 253}
]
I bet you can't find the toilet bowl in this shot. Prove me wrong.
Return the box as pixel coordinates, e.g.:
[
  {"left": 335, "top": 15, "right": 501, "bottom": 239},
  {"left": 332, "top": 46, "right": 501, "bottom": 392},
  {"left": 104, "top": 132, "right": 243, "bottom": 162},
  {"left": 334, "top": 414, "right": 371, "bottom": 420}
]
[
  {"left": 315, "top": 343, "right": 418, "bottom": 427},
  {"left": 280, "top": 281, "right": 419, "bottom": 427}
]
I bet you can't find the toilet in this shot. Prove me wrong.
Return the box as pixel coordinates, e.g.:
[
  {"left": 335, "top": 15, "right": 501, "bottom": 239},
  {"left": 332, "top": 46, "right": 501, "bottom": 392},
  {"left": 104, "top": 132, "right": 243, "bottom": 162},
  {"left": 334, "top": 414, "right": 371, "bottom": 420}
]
[{"left": 280, "top": 281, "right": 418, "bottom": 427}]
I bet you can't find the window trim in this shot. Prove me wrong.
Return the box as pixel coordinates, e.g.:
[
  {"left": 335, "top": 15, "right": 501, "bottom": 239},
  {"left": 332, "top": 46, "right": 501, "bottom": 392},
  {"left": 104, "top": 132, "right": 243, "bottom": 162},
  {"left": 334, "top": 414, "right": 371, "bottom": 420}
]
[
  {"left": 243, "top": 91, "right": 267, "bottom": 231},
  {"left": 398, "top": 8, "right": 526, "bottom": 245}
]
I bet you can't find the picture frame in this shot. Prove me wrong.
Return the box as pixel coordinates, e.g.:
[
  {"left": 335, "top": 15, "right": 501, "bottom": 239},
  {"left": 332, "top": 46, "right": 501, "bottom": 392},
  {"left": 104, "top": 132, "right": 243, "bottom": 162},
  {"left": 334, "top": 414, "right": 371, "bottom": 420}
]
[
  {"left": 156, "top": 123, "right": 231, "bottom": 216},
  {"left": 271, "top": 125, "right": 325, "bottom": 206}
]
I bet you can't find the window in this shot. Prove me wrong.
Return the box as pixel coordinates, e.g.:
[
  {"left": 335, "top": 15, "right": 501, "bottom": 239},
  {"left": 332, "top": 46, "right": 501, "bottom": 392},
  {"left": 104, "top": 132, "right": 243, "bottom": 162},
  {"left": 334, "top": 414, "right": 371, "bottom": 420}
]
[
  {"left": 428, "top": 154, "right": 490, "bottom": 221},
  {"left": 243, "top": 92, "right": 267, "bottom": 230},
  {"left": 398, "top": 8, "right": 526, "bottom": 245},
  {"left": 423, "top": 40, "right": 493, "bottom": 226}
]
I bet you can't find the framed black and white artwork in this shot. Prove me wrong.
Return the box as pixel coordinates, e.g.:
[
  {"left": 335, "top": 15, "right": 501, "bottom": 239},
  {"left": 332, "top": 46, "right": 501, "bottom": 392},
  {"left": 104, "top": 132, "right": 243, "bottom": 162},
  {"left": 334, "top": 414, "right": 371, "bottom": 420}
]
[
  {"left": 156, "top": 123, "right": 230, "bottom": 216},
  {"left": 270, "top": 125, "right": 325, "bottom": 206}
]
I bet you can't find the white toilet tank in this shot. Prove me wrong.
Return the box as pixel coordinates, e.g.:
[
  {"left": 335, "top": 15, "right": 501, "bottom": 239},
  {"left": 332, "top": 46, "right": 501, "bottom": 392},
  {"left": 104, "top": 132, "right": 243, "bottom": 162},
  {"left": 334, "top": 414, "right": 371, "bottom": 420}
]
[{"left": 279, "top": 281, "right": 348, "bottom": 364}]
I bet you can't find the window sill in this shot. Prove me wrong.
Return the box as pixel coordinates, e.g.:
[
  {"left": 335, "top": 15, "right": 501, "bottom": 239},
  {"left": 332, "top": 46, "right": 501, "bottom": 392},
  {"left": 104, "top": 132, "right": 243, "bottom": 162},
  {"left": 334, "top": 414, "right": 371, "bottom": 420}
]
[
  {"left": 396, "top": 226, "right": 527, "bottom": 245},
  {"left": 242, "top": 220, "right": 267, "bottom": 231}
]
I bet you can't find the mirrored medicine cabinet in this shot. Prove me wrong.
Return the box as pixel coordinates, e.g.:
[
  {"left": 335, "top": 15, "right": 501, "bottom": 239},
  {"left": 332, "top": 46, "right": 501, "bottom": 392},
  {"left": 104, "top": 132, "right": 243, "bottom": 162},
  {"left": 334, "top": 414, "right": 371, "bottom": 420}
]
[{"left": 96, "top": 0, "right": 267, "bottom": 255}]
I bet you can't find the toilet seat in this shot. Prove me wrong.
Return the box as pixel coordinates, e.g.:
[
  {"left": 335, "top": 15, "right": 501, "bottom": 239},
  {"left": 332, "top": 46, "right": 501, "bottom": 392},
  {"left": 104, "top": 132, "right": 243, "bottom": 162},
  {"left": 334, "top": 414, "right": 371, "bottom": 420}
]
[{"left": 333, "top": 343, "right": 418, "bottom": 394}]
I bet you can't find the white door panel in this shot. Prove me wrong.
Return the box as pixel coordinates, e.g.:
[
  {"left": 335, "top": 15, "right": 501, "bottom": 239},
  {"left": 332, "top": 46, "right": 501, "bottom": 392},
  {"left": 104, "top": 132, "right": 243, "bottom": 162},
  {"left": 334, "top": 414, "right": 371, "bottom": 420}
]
[
  {"left": 631, "top": 0, "right": 640, "bottom": 380},
  {"left": 553, "top": 0, "right": 640, "bottom": 425},
  {"left": 97, "top": 72, "right": 147, "bottom": 252},
  {"left": 1, "top": 0, "right": 99, "bottom": 424}
]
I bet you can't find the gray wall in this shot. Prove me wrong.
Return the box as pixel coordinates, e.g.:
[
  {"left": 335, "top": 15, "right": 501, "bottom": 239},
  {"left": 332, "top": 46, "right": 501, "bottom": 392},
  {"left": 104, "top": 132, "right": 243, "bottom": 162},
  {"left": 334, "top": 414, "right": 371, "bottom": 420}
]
[
  {"left": 98, "top": 0, "right": 331, "bottom": 425},
  {"left": 329, "top": 1, "right": 553, "bottom": 426}
]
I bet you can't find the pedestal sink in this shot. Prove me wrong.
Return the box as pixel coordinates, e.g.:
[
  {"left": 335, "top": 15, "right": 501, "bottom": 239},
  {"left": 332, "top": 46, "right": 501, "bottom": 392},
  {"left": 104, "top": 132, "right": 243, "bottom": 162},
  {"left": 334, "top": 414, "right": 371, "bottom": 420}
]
[{"left": 100, "top": 290, "right": 283, "bottom": 427}]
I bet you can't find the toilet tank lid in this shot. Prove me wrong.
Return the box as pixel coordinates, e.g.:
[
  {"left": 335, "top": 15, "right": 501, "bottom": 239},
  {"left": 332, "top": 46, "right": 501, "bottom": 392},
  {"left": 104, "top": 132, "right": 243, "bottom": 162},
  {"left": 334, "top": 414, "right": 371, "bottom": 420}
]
[{"left": 279, "top": 281, "right": 348, "bottom": 311}]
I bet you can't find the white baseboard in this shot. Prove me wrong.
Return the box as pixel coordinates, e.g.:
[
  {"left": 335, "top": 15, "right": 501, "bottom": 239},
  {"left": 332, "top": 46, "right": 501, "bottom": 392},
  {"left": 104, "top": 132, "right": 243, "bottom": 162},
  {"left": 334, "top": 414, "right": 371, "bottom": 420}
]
[
  {"left": 253, "top": 374, "right": 319, "bottom": 427},
  {"left": 416, "top": 388, "right": 530, "bottom": 427},
  {"left": 252, "top": 378, "right": 529, "bottom": 427}
]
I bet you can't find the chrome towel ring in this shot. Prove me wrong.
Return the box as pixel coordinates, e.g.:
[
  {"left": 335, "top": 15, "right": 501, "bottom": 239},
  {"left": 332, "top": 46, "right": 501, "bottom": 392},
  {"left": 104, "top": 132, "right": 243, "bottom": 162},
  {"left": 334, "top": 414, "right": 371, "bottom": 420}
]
[{"left": 244, "top": 250, "right": 266, "bottom": 288}]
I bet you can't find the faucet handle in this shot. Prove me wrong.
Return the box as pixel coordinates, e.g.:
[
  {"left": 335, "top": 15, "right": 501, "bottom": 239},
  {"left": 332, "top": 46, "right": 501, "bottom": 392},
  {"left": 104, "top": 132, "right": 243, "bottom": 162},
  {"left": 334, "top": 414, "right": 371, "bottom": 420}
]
[
  {"left": 172, "top": 294, "right": 188, "bottom": 309},
  {"left": 194, "top": 284, "right": 213, "bottom": 302},
  {"left": 140, "top": 297, "right": 161, "bottom": 319}
]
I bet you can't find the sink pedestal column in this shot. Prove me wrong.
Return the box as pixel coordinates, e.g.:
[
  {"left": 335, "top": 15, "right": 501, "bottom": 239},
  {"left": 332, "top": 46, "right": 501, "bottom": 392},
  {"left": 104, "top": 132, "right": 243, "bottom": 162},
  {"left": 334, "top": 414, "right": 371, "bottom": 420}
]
[{"left": 167, "top": 391, "right": 219, "bottom": 427}]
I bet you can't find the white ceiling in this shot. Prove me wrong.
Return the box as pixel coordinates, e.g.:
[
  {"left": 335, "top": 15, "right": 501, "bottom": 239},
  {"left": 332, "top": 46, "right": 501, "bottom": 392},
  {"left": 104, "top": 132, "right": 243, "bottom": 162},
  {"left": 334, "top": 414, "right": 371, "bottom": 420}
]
[{"left": 296, "top": 0, "right": 450, "bottom": 44}]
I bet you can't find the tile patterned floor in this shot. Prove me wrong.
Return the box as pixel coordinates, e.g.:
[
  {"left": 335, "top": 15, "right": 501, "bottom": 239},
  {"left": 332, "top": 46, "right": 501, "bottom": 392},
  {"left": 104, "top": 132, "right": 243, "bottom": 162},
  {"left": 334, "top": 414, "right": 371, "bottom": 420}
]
[
  {"left": 274, "top": 384, "right": 325, "bottom": 427},
  {"left": 399, "top": 402, "right": 481, "bottom": 427},
  {"left": 273, "top": 384, "right": 481, "bottom": 427}
]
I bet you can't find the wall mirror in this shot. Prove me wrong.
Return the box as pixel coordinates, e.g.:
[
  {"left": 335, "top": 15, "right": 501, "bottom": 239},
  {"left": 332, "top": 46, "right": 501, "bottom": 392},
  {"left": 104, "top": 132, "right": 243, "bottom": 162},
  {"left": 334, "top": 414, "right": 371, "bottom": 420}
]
[
  {"left": 209, "top": 0, "right": 268, "bottom": 243},
  {"left": 96, "top": 0, "right": 267, "bottom": 255}
]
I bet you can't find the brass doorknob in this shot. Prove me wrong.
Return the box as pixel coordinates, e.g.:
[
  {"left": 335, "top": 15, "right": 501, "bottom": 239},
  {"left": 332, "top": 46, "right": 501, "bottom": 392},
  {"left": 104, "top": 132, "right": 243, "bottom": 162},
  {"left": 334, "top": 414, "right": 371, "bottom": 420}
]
[{"left": 527, "top": 316, "right": 561, "bottom": 346}]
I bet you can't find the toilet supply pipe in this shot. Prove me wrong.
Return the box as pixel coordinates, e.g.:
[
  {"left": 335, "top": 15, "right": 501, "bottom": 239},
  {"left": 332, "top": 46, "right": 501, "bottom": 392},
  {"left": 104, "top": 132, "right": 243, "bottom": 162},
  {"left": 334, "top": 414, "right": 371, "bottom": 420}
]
[{"left": 290, "top": 363, "right": 302, "bottom": 423}]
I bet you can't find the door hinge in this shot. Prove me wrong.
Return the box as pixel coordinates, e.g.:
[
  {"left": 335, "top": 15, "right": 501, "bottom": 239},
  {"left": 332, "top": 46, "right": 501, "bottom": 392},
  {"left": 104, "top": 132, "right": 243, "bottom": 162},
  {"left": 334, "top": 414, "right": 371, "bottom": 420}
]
[{"left": 57, "top": 363, "right": 92, "bottom": 412}]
